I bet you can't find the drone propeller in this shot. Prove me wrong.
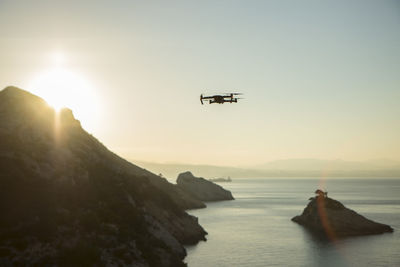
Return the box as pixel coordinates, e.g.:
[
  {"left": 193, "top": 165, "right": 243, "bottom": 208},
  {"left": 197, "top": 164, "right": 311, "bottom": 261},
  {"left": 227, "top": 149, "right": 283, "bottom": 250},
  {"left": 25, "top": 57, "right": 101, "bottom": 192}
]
[{"left": 223, "top": 92, "right": 243, "bottom": 96}]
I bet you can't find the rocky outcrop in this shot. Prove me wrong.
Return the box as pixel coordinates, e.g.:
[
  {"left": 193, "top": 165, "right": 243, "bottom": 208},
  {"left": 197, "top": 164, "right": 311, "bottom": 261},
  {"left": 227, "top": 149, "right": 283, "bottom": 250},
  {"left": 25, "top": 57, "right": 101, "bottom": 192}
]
[
  {"left": 292, "top": 190, "right": 393, "bottom": 238},
  {"left": 176, "top": 171, "right": 234, "bottom": 201},
  {"left": 0, "top": 86, "right": 206, "bottom": 266}
]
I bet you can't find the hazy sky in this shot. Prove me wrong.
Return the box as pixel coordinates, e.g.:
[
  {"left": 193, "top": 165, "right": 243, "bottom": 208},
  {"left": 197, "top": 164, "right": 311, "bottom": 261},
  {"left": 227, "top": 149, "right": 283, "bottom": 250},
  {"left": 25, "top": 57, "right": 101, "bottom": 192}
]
[{"left": 1, "top": 0, "right": 399, "bottom": 166}]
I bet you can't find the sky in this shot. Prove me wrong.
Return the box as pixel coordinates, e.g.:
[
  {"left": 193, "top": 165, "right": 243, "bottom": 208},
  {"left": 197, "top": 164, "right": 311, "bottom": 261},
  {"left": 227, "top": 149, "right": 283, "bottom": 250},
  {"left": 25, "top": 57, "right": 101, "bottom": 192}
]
[{"left": 0, "top": 0, "right": 399, "bottom": 166}]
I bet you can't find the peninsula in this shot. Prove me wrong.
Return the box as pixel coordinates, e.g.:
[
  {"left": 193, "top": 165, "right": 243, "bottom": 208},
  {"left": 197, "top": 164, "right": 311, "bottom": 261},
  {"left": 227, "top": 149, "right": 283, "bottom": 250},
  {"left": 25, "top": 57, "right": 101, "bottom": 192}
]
[{"left": 177, "top": 171, "right": 234, "bottom": 202}]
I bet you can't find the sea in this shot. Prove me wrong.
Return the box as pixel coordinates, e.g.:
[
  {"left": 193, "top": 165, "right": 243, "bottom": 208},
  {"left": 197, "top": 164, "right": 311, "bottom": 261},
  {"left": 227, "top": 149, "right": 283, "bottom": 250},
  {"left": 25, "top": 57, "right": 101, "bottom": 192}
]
[{"left": 184, "top": 178, "right": 400, "bottom": 267}]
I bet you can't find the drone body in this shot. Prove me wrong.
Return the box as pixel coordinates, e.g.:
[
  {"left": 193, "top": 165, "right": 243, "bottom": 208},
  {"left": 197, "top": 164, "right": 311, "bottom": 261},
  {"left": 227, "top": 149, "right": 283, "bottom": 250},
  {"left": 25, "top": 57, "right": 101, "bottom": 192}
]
[{"left": 200, "top": 93, "right": 242, "bottom": 104}]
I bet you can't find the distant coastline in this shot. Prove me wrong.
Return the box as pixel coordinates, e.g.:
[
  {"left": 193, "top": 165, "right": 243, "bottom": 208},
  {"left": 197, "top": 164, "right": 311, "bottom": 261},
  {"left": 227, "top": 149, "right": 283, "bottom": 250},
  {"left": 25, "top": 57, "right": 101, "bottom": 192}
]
[
  {"left": 209, "top": 177, "right": 232, "bottom": 182},
  {"left": 133, "top": 159, "right": 400, "bottom": 180}
]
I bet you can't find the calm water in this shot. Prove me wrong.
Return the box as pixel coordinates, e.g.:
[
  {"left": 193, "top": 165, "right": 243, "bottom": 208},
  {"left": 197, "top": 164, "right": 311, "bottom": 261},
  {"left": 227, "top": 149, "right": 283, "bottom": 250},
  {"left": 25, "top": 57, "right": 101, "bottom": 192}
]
[{"left": 185, "top": 178, "right": 400, "bottom": 267}]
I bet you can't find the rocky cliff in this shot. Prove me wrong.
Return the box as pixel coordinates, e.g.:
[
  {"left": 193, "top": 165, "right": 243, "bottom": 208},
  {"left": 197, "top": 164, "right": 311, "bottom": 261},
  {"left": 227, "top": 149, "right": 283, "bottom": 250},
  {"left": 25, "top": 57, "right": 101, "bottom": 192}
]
[
  {"left": 292, "top": 191, "right": 393, "bottom": 238},
  {"left": 176, "top": 172, "right": 234, "bottom": 202},
  {"left": 0, "top": 86, "right": 206, "bottom": 266}
]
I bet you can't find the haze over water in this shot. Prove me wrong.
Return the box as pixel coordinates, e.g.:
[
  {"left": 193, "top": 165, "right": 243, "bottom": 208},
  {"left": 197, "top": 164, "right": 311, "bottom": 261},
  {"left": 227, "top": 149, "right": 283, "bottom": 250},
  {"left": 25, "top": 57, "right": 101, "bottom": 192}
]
[{"left": 185, "top": 178, "right": 400, "bottom": 267}]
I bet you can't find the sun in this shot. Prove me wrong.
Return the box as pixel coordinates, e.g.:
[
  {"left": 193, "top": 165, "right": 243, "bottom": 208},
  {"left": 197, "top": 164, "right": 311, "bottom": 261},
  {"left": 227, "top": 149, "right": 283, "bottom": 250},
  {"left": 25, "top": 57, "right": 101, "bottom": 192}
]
[
  {"left": 27, "top": 51, "right": 100, "bottom": 132},
  {"left": 29, "top": 68, "right": 93, "bottom": 111}
]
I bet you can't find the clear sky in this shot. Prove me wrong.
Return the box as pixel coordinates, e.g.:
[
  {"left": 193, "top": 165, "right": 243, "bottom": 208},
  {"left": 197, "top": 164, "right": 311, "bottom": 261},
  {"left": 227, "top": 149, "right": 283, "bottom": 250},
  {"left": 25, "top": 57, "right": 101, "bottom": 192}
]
[{"left": 1, "top": 0, "right": 399, "bottom": 166}]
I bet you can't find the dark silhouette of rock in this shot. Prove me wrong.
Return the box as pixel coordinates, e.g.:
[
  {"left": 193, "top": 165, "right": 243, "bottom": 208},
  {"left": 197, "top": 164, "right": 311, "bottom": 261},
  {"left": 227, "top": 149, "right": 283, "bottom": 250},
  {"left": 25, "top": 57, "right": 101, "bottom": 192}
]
[
  {"left": 0, "top": 86, "right": 207, "bottom": 266},
  {"left": 176, "top": 171, "right": 234, "bottom": 201},
  {"left": 292, "top": 191, "right": 393, "bottom": 238}
]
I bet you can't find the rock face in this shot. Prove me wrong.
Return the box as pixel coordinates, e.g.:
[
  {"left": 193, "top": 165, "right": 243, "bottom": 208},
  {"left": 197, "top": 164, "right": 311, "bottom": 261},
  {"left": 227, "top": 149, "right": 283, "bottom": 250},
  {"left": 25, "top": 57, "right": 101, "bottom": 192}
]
[
  {"left": 0, "top": 86, "right": 207, "bottom": 266},
  {"left": 292, "top": 191, "right": 393, "bottom": 238},
  {"left": 176, "top": 171, "right": 234, "bottom": 201}
]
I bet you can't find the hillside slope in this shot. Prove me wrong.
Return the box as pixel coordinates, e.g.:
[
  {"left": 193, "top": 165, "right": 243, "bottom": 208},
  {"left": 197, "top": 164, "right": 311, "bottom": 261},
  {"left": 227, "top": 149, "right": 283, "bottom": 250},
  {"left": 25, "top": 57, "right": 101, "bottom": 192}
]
[{"left": 0, "top": 86, "right": 206, "bottom": 266}]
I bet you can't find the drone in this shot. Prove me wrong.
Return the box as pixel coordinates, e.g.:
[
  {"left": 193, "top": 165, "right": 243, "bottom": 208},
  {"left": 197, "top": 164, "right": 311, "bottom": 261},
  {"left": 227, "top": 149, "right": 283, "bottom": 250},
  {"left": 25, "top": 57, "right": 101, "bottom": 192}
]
[{"left": 200, "top": 93, "right": 243, "bottom": 104}]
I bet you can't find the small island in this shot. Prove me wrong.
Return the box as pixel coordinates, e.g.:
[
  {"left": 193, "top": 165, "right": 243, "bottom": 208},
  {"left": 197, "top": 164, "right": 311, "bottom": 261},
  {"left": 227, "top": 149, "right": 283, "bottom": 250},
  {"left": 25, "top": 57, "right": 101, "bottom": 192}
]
[{"left": 292, "top": 189, "right": 393, "bottom": 238}]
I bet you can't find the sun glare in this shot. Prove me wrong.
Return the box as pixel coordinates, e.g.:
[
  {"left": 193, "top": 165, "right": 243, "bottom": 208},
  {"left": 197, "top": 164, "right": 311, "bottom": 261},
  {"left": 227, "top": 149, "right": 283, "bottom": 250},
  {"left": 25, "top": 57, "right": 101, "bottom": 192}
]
[
  {"left": 27, "top": 51, "right": 100, "bottom": 132},
  {"left": 51, "top": 51, "right": 66, "bottom": 66},
  {"left": 30, "top": 68, "right": 94, "bottom": 110}
]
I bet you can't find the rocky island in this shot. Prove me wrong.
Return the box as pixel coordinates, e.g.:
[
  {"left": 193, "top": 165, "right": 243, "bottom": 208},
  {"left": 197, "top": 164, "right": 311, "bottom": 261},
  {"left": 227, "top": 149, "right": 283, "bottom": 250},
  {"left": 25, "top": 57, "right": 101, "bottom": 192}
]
[
  {"left": 292, "top": 190, "right": 393, "bottom": 238},
  {"left": 0, "top": 87, "right": 207, "bottom": 266},
  {"left": 177, "top": 172, "right": 234, "bottom": 202}
]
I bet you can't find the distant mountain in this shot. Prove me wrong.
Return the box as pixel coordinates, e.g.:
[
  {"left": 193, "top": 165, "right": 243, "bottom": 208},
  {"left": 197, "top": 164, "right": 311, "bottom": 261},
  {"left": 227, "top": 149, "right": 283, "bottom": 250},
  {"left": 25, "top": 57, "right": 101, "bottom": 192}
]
[
  {"left": 135, "top": 159, "right": 400, "bottom": 179},
  {"left": 253, "top": 158, "right": 400, "bottom": 171},
  {"left": 0, "top": 86, "right": 206, "bottom": 266}
]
